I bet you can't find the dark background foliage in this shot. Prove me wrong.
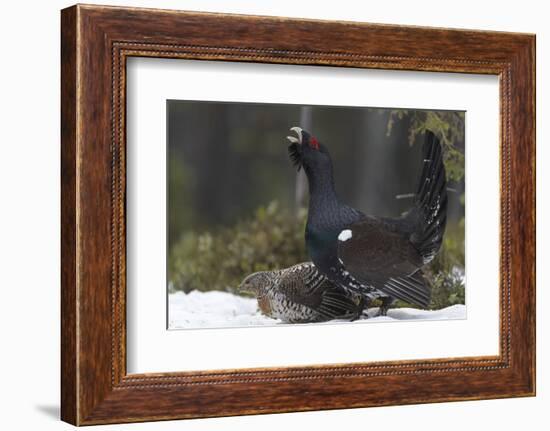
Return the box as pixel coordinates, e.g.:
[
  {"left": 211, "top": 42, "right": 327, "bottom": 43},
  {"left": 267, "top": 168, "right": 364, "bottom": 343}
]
[{"left": 167, "top": 101, "right": 465, "bottom": 309}]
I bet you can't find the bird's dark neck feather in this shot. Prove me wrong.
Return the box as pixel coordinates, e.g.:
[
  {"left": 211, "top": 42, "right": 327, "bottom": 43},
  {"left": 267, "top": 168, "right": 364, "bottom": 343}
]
[
  {"left": 305, "top": 164, "right": 340, "bottom": 217},
  {"left": 304, "top": 164, "right": 365, "bottom": 235}
]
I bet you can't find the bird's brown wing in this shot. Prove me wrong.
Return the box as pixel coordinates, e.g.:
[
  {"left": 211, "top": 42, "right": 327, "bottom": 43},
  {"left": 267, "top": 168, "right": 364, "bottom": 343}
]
[
  {"left": 337, "top": 217, "right": 431, "bottom": 307},
  {"left": 279, "top": 265, "right": 363, "bottom": 320}
]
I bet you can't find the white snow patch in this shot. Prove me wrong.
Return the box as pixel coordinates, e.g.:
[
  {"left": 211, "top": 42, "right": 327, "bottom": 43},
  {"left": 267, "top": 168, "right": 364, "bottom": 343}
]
[
  {"left": 168, "top": 290, "right": 466, "bottom": 330},
  {"left": 370, "top": 304, "right": 467, "bottom": 321},
  {"left": 168, "top": 290, "right": 282, "bottom": 329},
  {"left": 338, "top": 229, "right": 353, "bottom": 242}
]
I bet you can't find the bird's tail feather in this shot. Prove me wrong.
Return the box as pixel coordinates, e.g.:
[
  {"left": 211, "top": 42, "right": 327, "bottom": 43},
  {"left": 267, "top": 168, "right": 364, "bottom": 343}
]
[
  {"left": 381, "top": 270, "right": 431, "bottom": 308},
  {"left": 408, "top": 131, "right": 448, "bottom": 263},
  {"left": 317, "top": 290, "right": 364, "bottom": 320}
]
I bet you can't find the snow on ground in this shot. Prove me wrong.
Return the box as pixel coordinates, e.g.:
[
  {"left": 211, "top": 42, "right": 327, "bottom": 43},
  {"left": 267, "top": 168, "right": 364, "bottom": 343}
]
[
  {"left": 168, "top": 290, "right": 280, "bottom": 329},
  {"left": 169, "top": 290, "right": 466, "bottom": 330}
]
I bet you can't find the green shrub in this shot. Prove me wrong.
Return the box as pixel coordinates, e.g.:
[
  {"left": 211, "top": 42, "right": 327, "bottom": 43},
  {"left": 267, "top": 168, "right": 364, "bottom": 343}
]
[
  {"left": 169, "top": 201, "right": 307, "bottom": 293},
  {"left": 425, "top": 221, "right": 465, "bottom": 309}
]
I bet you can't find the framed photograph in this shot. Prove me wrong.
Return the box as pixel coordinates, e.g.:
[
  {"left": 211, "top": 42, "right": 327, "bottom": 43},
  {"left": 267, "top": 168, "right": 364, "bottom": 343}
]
[{"left": 61, "top": 4, "right": 535, "bottom": 425}]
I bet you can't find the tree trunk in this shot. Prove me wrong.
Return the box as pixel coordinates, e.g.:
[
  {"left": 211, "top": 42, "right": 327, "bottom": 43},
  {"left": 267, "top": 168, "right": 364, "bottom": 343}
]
[{"left": 294, "top": 106, "right": 311, "bottom": 214}]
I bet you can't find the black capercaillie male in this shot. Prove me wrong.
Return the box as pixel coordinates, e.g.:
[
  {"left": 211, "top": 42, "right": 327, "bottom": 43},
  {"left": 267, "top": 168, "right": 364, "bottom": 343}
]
[
  {"left": 287, "top": 127, "right": 447, "bottom": 308},
  {"left": 239, "top": 262, "right": 365, "bottom": 323}
]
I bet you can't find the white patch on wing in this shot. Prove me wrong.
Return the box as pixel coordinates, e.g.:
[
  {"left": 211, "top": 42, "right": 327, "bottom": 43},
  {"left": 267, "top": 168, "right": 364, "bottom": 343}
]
[{"left": 338, "top": 229, "right": 353, "bottom": 242}]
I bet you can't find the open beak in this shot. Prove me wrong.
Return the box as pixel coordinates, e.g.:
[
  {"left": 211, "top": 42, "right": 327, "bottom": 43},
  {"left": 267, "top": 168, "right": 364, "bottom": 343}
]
[
  {"left": 286, "top": 126, "right": 303, "bottom": 145},
  {"left": 287, "top": 126, "right": 304, "bottom": 171}
]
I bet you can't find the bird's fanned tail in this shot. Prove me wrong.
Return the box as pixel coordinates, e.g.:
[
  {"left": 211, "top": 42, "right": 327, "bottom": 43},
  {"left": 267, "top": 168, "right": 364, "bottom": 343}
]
[{"left": 408, "top": 131, "right": 448, "bottom": 264}]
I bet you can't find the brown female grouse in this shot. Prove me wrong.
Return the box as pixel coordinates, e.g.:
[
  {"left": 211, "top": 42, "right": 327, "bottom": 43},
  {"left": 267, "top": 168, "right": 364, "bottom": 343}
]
[{"left": 239, "top": 263, "right": 365, "bottom": 323}]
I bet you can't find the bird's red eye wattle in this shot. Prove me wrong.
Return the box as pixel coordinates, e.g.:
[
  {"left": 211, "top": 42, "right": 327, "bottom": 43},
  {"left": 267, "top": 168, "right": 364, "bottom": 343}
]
[{"left": 309, "top": 136, "right": 320, "bottom": 150}]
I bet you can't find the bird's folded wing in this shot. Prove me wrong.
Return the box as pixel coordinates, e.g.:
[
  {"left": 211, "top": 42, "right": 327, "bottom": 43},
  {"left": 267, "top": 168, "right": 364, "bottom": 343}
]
[
  {"left": 316, "top": 287, "right": 363, "bottom": 320},
  {"left": 370, "top": 270, "right": 431, "bottom": 308},
  {"left": 337, "top": 217, "right": 431, "bottom": 307},
  {"left": 279, "top": 274, "right": 362, "bottom": 320}
]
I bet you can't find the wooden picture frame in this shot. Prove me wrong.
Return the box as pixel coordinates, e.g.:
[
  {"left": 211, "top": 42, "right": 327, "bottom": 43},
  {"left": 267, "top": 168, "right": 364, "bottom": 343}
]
[{"left": 61, "top": 4, "right": 535, "bottom": 425}]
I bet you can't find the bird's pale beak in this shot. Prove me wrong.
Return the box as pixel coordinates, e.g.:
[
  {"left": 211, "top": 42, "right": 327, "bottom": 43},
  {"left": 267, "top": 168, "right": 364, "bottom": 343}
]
[
  {"left": 287, "top": 126, "right": 303, "bottom": 144},
  {"left": 238, "top": 281, "right": 251, "bottom": 294}
]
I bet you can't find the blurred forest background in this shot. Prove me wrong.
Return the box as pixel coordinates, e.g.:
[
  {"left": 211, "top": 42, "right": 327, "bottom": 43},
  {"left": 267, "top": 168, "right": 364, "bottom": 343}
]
[{"left": 167, "top": 100, "right": 465, "bottom": 310}]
